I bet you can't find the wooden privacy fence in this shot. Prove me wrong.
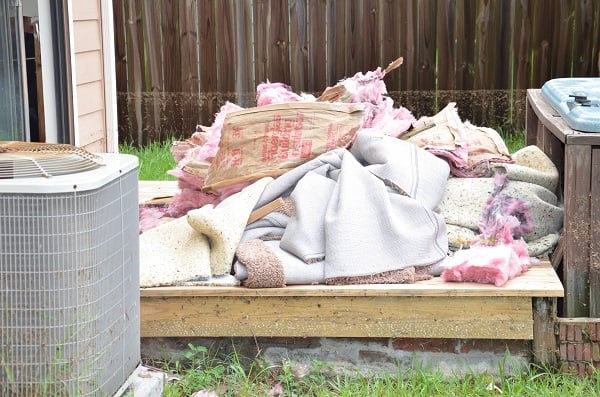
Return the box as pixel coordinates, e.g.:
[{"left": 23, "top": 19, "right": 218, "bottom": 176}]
[{"left": 113, "top": 0, "right": 600, "bottom": 145}]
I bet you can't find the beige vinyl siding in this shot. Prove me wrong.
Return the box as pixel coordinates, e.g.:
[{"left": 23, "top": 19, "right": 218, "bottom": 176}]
[{"left": 72, "top": 0, "right": 106, "bottom": 152}]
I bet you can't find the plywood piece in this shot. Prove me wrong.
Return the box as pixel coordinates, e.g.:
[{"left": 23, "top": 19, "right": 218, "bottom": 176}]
[
  {"left": 141, "top": 262, "right": 563, "bottom": 298},
  {"left": 141, "top": 295, "right": 533, "bottom": 339},
  {"left": 139, "top": 181, "right": 178, "bottom": 204}
]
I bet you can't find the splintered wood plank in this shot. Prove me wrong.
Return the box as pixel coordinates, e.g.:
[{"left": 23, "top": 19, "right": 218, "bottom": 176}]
[
  {"left": 591, "top": 147, "right": 600, "bottom": 317},
  {"left": 140, "top": 295, "right": 532, "bottom": 339},
  {"left": 138, "top": 180, "right": 178, "bottom": 204},
  {"left": 140, "top": 261, "right": 563, "bottom": 298},
  {"left": 564, "top": 143, "right": 591, "bottom": 317}
]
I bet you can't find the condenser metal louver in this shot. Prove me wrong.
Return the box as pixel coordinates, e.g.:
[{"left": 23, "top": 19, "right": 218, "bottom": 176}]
[{"left": 0, "top": 153, "right": 141, "bottom": 396}]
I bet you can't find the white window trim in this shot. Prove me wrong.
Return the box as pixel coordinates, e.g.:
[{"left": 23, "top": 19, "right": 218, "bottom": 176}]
[
  {"left": 66, "top": 0, "right": 79, "bottom": 147},
  {"left": 37, "top": 0, "right": 58, "bottom": 143},
  {"left": 101, "top": 0, "right": 118, "bottom": 153}
]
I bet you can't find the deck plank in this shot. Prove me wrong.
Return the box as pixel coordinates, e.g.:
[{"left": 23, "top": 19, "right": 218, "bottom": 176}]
[
  {"left": 141, "top": 262, "right": 563, "bottom": 298},
  {"left": 141, "top": 295, "right": 533, "bottom": 339}
]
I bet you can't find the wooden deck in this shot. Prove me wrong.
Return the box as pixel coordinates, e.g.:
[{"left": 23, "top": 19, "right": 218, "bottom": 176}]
[
  {"left": 138, "top": 180, "right": 564, "bottom": 365},
  {"left": 526, "top": 89, "right": 600, "bottom": 318}
]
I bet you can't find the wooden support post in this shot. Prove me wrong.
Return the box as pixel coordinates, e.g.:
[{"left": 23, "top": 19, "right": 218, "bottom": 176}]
[{"left": 532, "top": 297, "right": 557, "bottom": 366}]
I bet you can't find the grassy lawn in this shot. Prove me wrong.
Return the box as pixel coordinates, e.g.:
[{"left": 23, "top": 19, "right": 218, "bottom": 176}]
[{"left": 120, "top": 140, "right": 178, "bottom": 181}]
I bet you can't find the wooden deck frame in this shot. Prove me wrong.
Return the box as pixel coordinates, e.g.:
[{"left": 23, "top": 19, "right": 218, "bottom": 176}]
[
  {"left": 138, "top": 181, "right": 564, "bottom": 365},
  {"left": 526, "top": 89, "right": 600, "bottom": 318}
]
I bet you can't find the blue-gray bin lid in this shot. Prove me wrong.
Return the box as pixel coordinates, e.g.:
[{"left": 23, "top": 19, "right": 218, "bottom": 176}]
[{"left": 541, "top": 77, "right": 600, "bottom": 133}]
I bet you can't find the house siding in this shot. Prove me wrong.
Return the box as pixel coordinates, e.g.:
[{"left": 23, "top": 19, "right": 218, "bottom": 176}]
[{"left": 72, "top": 0, "right": 107, "bottom": 152}]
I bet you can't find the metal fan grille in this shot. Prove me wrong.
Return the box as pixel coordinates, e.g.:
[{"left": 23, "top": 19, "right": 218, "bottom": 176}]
[{"left": 0, "top": 142, "right": 105, "bottom": 178}]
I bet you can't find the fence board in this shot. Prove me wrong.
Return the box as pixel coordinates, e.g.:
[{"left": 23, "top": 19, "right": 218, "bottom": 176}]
[
  {"left": 114, "top": 0, "right": 600, "bottom": 144},
  {"left": 124, "top": 0, "right": 144, "bottom": 143},
  {"left": 326, "top": 0, "right": 346, "bottom": 84},
  {"left": 529, "top": 0, "right": 553, "bottom": 87},
  {"left": 257, "top": 0, "right": 291, "bottom": 87},
  {"left": 215, "top": 1, "right": 235, "bottom": 93},
  {"left": 551, "top": 0, "right": 572, "bottom": 79},
  {"left": 289, "top": 0, "right": 307, "bottom": 90},
  {"left": 234, "top": 0, "right": 254, "bottom": 106},
  {"left": 161, "top": 0, "right": 181, "bottom": 92},
  {"left": 399, "top": 1, "right": 416, "bottom": 90},
  {"left": 435, "top": 0, "right": 455, "bottom": 92},
  {"left": 307, "top": 0, "right": 328, "bottom": 91},
  {"left": 144, "top": 1, "right": 163, "bottom": 139},
  {"left": 416, "top": 0, "right": 436, "bottom": 92},
  {"left": 379, "top": 0, "right": 402, "bottom": 92},
  {"left": 513, "top": 0, "right": 530, "bottom": 90},
  {"left": 113, "top": 0, "right": 127, "bottom": 93},
  {"left": 197, "top": 0, "right": 218, "bottom": 126},
  {"left": 180, "top": 0, "right": 199, "bottom": 94},
  {"left": 574, "top": 0, "right": 600, "bottom": 77}
]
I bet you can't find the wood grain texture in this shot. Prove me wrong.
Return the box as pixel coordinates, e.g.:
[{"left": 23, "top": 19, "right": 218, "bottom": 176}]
[
  {"left": 564, "top": 143, "right": 591, "bottom": 317},
  {"left": 141, "top": 295, "right": 533, "bottom": 339},
  {"left": 532, "top": 297, "right": 557, "bottom": 365},
  {"left": 140, "top": 261, "right": 562, "bottom": 298},
  {"left": 114, "top": 1, "right": 600, "bottom": 143},
  {"left": 590, "top": 147, "right": 600, "bottom": 317}
]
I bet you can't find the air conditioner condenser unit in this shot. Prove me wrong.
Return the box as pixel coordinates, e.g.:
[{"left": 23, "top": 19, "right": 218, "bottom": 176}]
[{"left": 0, "top": 153, "right": 140, "bottom": 396}]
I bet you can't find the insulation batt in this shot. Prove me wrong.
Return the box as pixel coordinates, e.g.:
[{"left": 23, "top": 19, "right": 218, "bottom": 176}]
[{"left": 441, "top": 173, "right": 537, "bottom": 286}]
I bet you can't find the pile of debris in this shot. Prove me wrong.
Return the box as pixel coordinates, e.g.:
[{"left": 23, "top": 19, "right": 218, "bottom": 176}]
[{"left": 139, "top": 57, "right": 563, "bottom": 289}]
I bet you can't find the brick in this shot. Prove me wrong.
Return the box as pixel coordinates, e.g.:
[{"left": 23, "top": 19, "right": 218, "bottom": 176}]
[
  {"left": 567, "top": 343, "right": 575, "bottom": 361},
  {"left": 575, "top": 343, "right": 583, "bottom": 361},
  {"left": 582, "top": 343, "right": 593, "bottom": 362},
  {"left": 559, "top": 322, "right": 568, "bottom": 340},
  {"left": 392, "top": 338, "right": 456, "bottom": 353},
  {"left": 564, "top": 362, "right": 578, "bottom": 375},
  {"left": 255, "top": 337, "right": 321, "bottom": 349},
  {"left": 592, "top": 323, "right": 600, "bottom": 342},
  {"left": 567, "top": 324, "right": 575, "bottom": 341},
  {"left": 593, "top": 343, "right": 600, "bottom": 362},
  {"left": 560, "top": 343, "right": 568, "bottom": 361},
  {"left": 574, "top": 325, "right": 583, "bottom": 342},
  {"left": 459, "top": 339, "right": 529, "bottom": 355}
]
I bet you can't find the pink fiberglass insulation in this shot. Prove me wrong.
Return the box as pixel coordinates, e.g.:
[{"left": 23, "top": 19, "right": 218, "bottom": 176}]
[
  {"left": 256, "top": 81, "right": 316, "bottom": 106},
  {"left": 139, "top": 205, "right": 169, "bottom": 234},
  {"left": 442, "top": 173, "right": 536, "bottom": 286},
  {"left": 329, "top": 66, "right": 416, "bottom": 137}
]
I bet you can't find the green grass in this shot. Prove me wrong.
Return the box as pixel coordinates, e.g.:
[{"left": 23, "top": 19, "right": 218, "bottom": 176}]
[
  {"left": 153, "top": 343, "right": 599, "bottom": 397},
  {"left": 497, "top": 127, "right": 526, "bottom": 154},
  {"left": 120, "top": 140, "right": 178, "bottom": 181}
]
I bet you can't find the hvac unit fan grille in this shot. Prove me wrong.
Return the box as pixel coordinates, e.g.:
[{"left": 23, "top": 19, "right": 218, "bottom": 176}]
[
  {"left": 0, "top": 161, "right": 140, "bottom": 396},
  {"left": 0, "top": 141, "right": 105, "bottom": 178}
]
